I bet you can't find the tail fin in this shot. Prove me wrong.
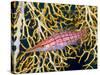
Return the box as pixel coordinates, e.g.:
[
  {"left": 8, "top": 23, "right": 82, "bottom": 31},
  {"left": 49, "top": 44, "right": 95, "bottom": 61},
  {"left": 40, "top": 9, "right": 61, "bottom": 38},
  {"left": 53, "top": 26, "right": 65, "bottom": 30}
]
[{"left": 80, "top": 27, "right": 90, "bottom": 40}]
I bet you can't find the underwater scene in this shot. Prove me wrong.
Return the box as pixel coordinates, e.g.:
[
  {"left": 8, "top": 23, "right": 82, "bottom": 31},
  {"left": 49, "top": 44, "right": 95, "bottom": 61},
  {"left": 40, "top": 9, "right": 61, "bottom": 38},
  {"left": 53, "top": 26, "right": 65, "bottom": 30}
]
[{"left": 11, "top": 1, "right": 97, "bottom": 74}]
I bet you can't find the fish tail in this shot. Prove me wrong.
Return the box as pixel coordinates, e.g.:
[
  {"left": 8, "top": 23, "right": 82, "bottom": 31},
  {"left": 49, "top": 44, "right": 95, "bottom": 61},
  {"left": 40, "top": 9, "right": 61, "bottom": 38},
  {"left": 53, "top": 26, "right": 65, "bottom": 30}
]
[{"left": 80, "top": 27, "right": 89, "bottom": 40}]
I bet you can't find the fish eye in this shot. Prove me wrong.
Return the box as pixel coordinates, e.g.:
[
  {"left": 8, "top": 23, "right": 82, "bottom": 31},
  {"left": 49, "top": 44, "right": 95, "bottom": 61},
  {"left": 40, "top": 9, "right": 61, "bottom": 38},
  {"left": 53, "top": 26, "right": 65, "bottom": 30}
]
[{"left": 41, "top": 44, "right": 44, "bottom": 47}]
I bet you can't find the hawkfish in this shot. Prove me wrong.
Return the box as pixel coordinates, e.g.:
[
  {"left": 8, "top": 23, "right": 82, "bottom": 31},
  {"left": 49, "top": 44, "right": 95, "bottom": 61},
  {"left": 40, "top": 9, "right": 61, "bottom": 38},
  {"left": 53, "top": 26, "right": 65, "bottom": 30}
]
[{"left": 26, "top": 28, "right": 88, "bottom": 53}]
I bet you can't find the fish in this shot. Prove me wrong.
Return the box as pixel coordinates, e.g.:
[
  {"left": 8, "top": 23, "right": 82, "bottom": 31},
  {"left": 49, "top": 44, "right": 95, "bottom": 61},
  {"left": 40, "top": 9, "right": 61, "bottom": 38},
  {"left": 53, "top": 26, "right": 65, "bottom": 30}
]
[{"left": 26, "top": 28, "right": 88, "bottom": 53}]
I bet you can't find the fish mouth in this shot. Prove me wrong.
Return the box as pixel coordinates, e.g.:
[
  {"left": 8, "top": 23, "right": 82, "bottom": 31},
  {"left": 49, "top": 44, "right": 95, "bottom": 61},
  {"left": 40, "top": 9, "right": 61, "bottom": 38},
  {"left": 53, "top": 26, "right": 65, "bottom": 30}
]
[
  {"left": 25, "top": 46, "right": 36, "bottom": 53},
  {"left": 25, "top": 45, "right": 42, "bottom": 53}
]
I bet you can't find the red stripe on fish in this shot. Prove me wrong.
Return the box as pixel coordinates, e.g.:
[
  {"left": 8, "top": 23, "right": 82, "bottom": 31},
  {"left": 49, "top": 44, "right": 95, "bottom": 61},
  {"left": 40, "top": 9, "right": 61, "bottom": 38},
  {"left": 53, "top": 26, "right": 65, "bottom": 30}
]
[{"left": 26, "top": 28, "right": 87, "bottom": 53}]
